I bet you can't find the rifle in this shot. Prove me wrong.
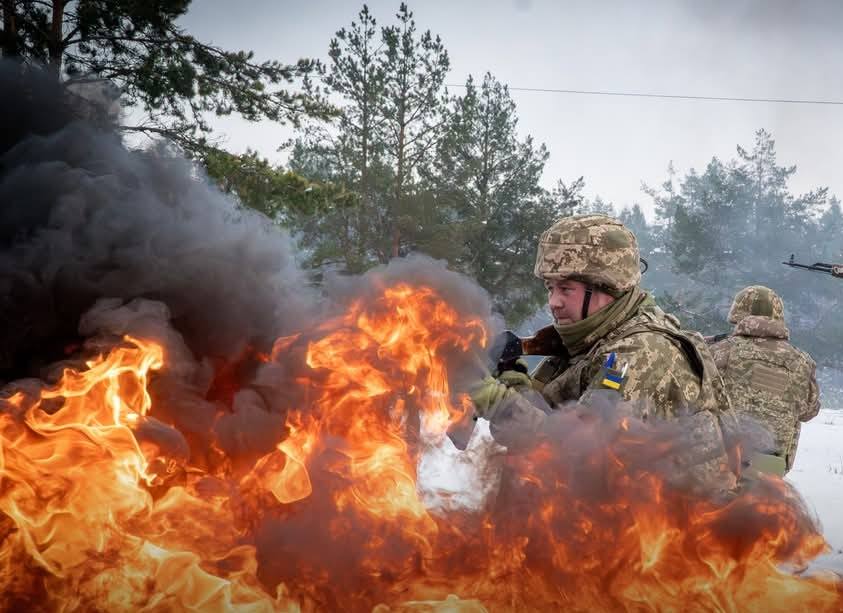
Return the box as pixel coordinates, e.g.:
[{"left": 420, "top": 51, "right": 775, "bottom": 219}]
[
  {"left": 704, "top": 333, "right": 730, "bottom": 344},
  {"left": 448, "top": 325, "right": 568, "bottom": 450},
  {"left": 782, "top": 254, "right": 843, "bottom": 278},
  {"left": 488, "top": 325, "right": 568, "bottom": 373}
]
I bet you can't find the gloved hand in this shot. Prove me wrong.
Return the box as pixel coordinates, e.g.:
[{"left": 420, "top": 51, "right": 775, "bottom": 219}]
[
  {"left": 470, "top": 376, "right": 508, "bottom": 420},
  {"left": 470, "top": 362, "right": 533, "bottom": 421},
  {"left": 497, "top": 363, "right": 532, "bottom": 390}
]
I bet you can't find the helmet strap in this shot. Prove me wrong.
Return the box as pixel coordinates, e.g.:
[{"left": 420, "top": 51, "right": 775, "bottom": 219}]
[{"left": 581, "top": 287, "right": 593, "bottom": 320}]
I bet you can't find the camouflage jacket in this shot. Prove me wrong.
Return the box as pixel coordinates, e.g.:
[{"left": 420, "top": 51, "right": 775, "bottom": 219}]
[
  {"left": 710, "top": 315, "right": 819, "bottom": 471},
  {"left": 486, "top": 299, "right": 736, "bottom": 491},
  {"left": 533, "top": 303, "right": 731, "bottom": 421}
]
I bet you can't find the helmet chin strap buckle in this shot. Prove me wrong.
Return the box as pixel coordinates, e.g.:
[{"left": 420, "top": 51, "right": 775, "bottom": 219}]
[{"left": 581, "top": 287, "right": 593, "bottom": 320}]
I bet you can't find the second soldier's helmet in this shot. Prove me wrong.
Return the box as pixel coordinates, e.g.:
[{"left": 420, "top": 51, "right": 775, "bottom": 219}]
[
  {"left": 533, "top": 214, "right": 641, "bottom": 293},
  {"left": 728, "top": 285, "right": 784, "bottom": 324}
]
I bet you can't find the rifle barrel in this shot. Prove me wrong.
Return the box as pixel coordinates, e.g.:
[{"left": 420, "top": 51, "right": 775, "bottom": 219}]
[{"left": 782, "top": 258, "right": 842, "bottom": 277}]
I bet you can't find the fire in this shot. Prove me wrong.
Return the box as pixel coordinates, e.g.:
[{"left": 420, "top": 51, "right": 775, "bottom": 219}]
[
  {"left": 287, "top": 285, "right": 485, "bottom": 518},
  {"left": 0, "top": 336, "right": 291, "bottom": 611},
  {"left": 0, "top": 281, "right": 841, "bottom": 611}
]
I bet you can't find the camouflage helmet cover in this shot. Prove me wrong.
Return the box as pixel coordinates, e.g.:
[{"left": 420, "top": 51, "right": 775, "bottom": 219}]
[
  {"left": 728, "top": 285, "right": 784, "bottom": 324},
  {"left": 533, "top": 214, "right": 641, "bottom": 292}
]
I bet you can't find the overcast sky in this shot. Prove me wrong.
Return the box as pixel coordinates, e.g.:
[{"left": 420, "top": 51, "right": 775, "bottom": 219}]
[{"left": 180, "top": 0, "right": 843, "bottom": 220}]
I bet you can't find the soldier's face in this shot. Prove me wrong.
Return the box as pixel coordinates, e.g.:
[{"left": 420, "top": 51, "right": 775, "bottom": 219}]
[{"left": 545, "top": 279, "right": 615, "bottom": 324}]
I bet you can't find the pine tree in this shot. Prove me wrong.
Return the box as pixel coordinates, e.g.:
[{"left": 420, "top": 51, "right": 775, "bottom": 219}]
[
  {"left": 816, "top": 197, "right": 843, "bottom": 261},
  {"left": 0, "top": 0, "right": 331, "bottom": 155},
  {"left": 735, "top": 129, "right": 827, "bottom": 264},
  {"left": 547, "top": 177, "right": 587, "bottom": 216},
  {"left": 323, "top": 5, "right": 388, "bottom": 265},
  {"left": 379, "top": 3, "right": 449, "bottom": 259},
  {"left": 289, "top": 5, "right": 392, "bottom": 271},
  {"left": 203, "top": 148, "right": 355, "bottom": 224},
  {"left": 288, "top": 3, "right": 450, "bottom": 270},
  {"left": 618, "top": 204, "right": 650, "bottom": 253},
  {"left": 650, "top": 130, "right": 841, "bottom": 362},
  {"left": 431, "top": 73, "right": 558, "bottom": 322},
  {"left": 576, "top": 195, "right": 615, "bottom": 216}
]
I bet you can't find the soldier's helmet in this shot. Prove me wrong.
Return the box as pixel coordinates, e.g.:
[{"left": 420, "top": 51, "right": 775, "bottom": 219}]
[
  {"left": 534, "top": 214, "right": 641, "bottom": 294},
  {"left": 728, "top": 285, "right": 784, "bottom": 324}
]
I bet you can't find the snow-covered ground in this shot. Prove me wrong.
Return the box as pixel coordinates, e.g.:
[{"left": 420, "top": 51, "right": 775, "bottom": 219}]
[{"left": 787, "top": 408, "right": 843, "bottom": 553}]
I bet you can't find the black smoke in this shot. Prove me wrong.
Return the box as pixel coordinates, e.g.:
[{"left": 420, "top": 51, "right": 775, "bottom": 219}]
[
  {"left": 0, "top": 62, "right": 315, "bottom": 384},
  {"left": 0, "top": 55, "right": 502, "bottom": 495}
]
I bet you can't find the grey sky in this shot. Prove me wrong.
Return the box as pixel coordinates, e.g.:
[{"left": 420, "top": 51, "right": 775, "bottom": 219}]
[{"left": 181, "top": 0, "right": 843, "bottom": 219}]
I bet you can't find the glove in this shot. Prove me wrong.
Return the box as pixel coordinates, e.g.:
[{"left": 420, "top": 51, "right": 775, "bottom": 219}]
[
  {"left": 497, "top": 367, "right": 532, "bottom": 390},
  {"left": 469, "top": 376, "right": 510, "bottom": 420},
  {"left": 470, "top": 365, "right": 533, "bottom": 421}
]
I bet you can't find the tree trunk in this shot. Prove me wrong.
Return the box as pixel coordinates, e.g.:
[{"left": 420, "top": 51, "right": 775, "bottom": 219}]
[
  {"left": 391, "top": 124, "right": 405, "bottom": 260},
  {"left": 341, "top": 205, "right": 353, "bottom": 272},
  {"left": 47, "top": 0, "right": 65, "bottom": 77},
  {"left": 359, "top": 102, "right": 370, "bottom": 266},
  {"left": 1, "top": 0, "right": 21, "bottom": 58}
]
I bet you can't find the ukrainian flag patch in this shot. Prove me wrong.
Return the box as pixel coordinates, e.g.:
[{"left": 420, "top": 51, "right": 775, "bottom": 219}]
[
  {"left": 598, "top": 352, "right": 627, "bottom": 392},
  {"left": 601, "top": 373, "right": 623, "bottom": 390}
]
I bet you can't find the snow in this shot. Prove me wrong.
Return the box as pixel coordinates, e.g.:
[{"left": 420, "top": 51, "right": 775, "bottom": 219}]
[
  {"left": 787, "top": 408, "right": 843, "bottom": 553},
  {"left": 417, "top": 419, "right": 505, "bottom": 513}
]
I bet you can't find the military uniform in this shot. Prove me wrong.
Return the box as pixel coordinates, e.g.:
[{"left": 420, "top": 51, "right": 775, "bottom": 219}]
[
  {"left": 472, "top": 215, "right": 737, "bottom": 488},
  {"left": 532, "top": 299, "right": 730, "bottom": 420},
  {"left": 710, "top": 286, "right": 820, "bottom": 474},
  {"left": 530, "top": 215, "right": 730, "bottom": 420}
]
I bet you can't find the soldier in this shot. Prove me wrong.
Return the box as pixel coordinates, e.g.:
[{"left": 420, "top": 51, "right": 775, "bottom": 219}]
[
  {"left": 710, "top": 286, "right": 819, "bottom": 476},
  {"left": 471, "top": 215, "right": 736, "bottom": 485}
]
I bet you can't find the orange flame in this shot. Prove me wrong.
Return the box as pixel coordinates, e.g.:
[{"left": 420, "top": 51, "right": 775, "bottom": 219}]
[{"left": 0, "top": 282, "right": 841, "bottom": 611}]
